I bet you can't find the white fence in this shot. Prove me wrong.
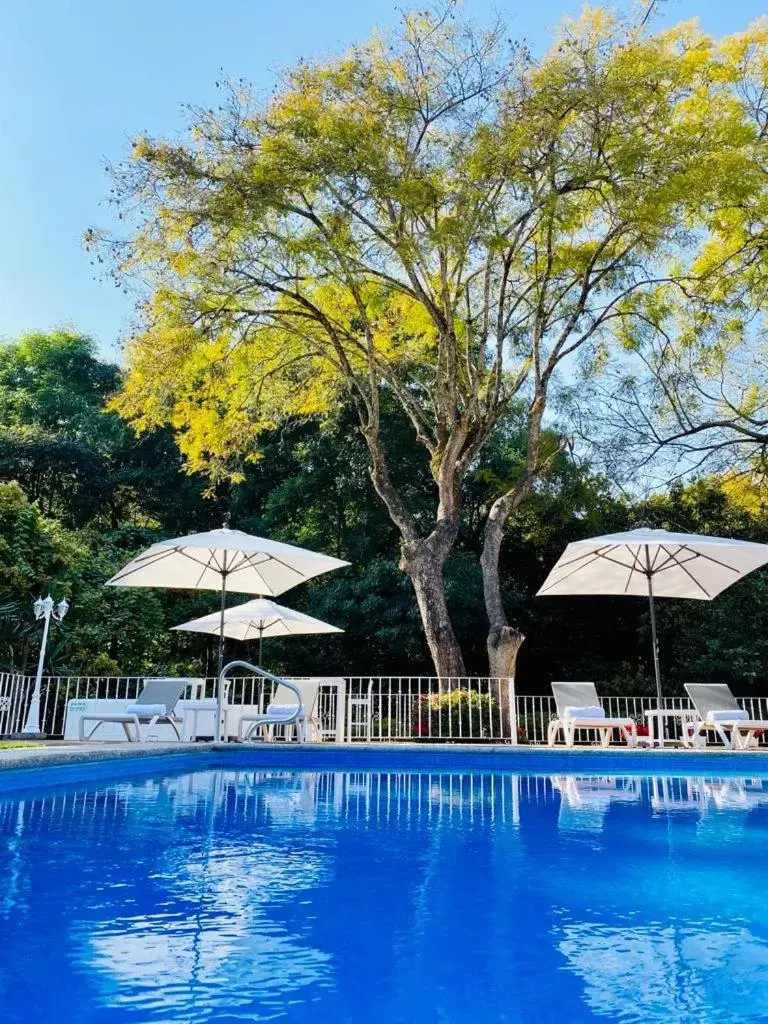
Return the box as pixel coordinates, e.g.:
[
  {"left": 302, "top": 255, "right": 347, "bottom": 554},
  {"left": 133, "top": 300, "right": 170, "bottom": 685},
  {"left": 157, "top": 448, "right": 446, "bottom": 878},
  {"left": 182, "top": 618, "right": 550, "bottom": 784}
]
[
  {"left": 0, "top": 672, "right": 33, "bottom": 736},
  {"left": 2, "top": 672, "right": 768, "bottom": 745},
  {"left": 344, "top": 677, "right": 515, "bottom": 742}
]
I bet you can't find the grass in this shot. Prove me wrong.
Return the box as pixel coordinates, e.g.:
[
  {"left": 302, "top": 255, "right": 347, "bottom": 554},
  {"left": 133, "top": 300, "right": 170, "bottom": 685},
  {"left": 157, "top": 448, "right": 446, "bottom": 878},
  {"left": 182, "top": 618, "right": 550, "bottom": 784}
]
[{"left": 0, "top": 741, "right": 41, "bottom": 749}]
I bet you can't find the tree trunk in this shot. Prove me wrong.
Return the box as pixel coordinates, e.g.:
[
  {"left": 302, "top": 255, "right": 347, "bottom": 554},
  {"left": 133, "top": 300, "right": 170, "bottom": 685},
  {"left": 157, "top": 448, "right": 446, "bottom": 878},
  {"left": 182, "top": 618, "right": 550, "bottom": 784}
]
[
  {"left": 401, "top": 536, "right": 466, "bottom": 679},
  {"left": 481, "top": 392, "right": 547, "bottom": 683},
  {"left": 481, "top": 487, "right": 528, "bottom": 682},
  {"left": 484, "top": 516, "right": 527, "bottom": 739},
  {"left": 487, "top": 625, "right": 525, "bottom": 740},
  {"left": 485, "top": 505, "right": 526, "bottom": 737},
  {"left": 487, "top": 623, "right": 525, "bottom": 680},
  {"left": 363, "top": 417, "right": 467, "bottom": 681}
]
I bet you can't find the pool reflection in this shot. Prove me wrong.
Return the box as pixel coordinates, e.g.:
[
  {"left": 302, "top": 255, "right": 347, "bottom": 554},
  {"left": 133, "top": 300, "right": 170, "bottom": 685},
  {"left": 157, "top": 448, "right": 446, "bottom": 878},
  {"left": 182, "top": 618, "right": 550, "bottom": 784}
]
[
  {"left": 1, "top": 768, "right": 768, "bottom": 1024},
  {"left": 552, "top": 775, "right": 642, "bottom": 832},
  {"left": 558, "top": 921, "right": 768, "bottom": 1022}
]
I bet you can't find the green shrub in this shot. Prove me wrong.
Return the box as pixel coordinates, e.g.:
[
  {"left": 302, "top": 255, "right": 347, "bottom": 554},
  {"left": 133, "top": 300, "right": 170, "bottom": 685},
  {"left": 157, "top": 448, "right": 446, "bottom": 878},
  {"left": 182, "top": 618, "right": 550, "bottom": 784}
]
[
  {"left": 370, "top": 716, "right": 405, "bottom": 739},
  {"left": 411, "top": 689, "right": 501, "bottom": 740}
]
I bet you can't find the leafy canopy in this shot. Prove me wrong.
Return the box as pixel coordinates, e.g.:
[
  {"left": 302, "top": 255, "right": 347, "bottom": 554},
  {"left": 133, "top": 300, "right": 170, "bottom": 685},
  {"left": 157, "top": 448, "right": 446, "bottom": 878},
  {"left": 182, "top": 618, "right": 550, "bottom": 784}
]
[{"left": 96, "top": 6, "right": 767, "bottom": 490}]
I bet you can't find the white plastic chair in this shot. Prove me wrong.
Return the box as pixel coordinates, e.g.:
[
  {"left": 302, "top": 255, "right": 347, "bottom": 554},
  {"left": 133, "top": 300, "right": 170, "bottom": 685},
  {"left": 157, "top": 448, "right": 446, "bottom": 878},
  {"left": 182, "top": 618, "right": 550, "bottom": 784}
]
[{"left": 238, "top": 678, "right": 331, "bottom": 743}]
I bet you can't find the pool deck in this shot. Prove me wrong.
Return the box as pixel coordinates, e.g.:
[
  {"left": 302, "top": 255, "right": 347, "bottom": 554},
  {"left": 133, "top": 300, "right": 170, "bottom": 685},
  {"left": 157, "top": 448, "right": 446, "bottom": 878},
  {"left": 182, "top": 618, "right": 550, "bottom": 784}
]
[
  {"left": 0, "top": 741, "right": 216, "bottom": 771},
  {"left": 1, "top": 738, "right": 768, "bottom": 777}
]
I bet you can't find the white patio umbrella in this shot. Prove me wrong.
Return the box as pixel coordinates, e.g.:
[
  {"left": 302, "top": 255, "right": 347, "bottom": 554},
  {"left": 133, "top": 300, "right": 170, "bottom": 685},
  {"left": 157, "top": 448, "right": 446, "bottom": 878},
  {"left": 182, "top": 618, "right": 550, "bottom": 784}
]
[
  {"left": 537, "top": 528, "right": 768, "bottom": 711},
  {"left": 172, "top": 597, "right": 343, "bottom": 664},
  {"left": 106, "top": 527, "right": 348, "bottom": 739}
]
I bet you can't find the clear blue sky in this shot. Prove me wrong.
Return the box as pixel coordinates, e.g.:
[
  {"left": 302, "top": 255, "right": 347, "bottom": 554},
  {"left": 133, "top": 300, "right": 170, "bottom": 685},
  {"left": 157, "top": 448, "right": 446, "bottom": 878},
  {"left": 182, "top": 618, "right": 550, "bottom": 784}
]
[{"left": 0, "top": 0, "right": 764, "bottom": 359}]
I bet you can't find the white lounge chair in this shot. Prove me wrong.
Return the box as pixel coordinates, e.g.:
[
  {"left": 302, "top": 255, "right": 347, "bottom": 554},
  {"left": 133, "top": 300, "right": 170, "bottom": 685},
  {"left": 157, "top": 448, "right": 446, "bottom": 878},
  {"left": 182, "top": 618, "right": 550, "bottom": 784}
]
[
  {"left": 237, "top": 678, "right": 332, "bottom": 743},
  {"left": 78, "top": 677, "right": 190, "bottom": 742},
  {"left": 684, "top": 683, "right": 768, "bottom": 750},
  {"left": 547, "top": 682, "right": 638, "bottom": 748}
]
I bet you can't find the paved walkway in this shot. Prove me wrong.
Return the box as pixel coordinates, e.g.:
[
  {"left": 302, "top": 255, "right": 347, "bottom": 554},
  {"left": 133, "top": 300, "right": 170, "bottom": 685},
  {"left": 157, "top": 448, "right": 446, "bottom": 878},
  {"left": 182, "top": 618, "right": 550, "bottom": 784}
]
[{"left": 0, "top": 741, "right": 214, "bottom": 772}]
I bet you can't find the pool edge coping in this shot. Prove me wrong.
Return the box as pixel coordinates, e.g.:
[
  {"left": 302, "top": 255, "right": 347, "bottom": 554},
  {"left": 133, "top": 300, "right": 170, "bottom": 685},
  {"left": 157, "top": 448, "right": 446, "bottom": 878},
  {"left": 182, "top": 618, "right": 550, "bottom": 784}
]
[
  {"left": 4, "top": 739, "right": 768, "bottom": 769},
  {"left": 1, "top": 738, "right": 768, "bottom": 777}
]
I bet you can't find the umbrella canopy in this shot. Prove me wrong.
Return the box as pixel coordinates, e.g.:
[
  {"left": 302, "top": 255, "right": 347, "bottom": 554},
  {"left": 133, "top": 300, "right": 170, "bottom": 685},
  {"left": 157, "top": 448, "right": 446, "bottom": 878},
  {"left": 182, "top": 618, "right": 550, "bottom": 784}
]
[
  {"left": 172, "top": 598, "right": 342, "bottom": 659},
  {"left": 106, "top": 528, "right": 349, "bottom": 597},
  {"left": 173, "top": 597, "right": 343, "bottom": 640},
  {"left": 536, "top": 528, "right": 768, "bottom": 601},
  {"left": 107, "top": 527, "right": 349, "bottom": 739},
  {"left": 537, "top": 528, "right": 768, "bottom": 714}
]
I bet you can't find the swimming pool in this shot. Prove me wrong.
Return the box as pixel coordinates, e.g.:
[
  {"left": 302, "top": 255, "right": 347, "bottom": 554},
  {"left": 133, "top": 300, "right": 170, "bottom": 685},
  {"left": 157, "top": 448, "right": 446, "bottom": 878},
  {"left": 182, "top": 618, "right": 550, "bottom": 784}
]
[{"left": 1, "top": 753, "right": 768, "bottom": 1023}]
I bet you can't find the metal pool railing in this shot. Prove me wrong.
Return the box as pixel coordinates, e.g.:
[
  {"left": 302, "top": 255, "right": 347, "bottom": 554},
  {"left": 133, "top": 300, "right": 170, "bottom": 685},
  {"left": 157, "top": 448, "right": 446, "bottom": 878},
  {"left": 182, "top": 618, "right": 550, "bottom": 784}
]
[{"left": 2, "top": 672, "right": 768, "bottom": 745}]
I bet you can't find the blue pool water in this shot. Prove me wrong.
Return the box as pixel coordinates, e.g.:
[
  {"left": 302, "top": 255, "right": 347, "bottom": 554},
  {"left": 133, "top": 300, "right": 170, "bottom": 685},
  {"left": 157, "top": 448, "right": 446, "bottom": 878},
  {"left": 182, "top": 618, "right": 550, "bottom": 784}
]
[{"left": 1, "top": 760, "right": 768, "bottom": 1023}]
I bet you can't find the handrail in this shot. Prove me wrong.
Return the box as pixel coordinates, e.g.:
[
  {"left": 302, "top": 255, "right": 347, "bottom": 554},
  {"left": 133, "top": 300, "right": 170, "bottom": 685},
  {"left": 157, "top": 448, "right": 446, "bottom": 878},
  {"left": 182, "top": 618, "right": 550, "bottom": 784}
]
[{"left": 217, "top": 660, "right": 303, "bottom": 743}]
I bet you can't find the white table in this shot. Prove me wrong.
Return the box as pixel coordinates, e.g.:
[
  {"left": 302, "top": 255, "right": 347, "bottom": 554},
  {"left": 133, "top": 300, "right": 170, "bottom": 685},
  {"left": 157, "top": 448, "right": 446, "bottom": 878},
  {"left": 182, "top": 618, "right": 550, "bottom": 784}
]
[
  {"left": 180, "top": 702, "right": 300, "bottom": 742},
  {"left": 644, "top": 708, "right": 702, "bottom": 748},
  {"left": 177, "top": 698, "right": 228, "bottom": 741}
]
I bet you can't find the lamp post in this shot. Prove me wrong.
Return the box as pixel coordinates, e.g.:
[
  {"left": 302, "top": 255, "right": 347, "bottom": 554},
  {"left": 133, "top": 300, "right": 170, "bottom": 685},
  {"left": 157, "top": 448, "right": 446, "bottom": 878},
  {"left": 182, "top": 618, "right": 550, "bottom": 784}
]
[{"left": 21, "top": 595, "right": 69, "bottom": 737}]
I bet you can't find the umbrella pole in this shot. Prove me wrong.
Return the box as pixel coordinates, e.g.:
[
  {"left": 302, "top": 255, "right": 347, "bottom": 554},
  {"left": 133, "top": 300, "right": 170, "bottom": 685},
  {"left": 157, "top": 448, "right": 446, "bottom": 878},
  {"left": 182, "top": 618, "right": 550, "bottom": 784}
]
[
  {"left": 218, "top": 578, "right": 227, "bottom": 678},
  {"left": 258, "top": 625, "right": 263, "bottom": 667},
  {"left": 646, "top": 569, "right": 664, "bottom": 740},
  {"left": 216, "top": 568, "right": 227, "bottom": 744}
]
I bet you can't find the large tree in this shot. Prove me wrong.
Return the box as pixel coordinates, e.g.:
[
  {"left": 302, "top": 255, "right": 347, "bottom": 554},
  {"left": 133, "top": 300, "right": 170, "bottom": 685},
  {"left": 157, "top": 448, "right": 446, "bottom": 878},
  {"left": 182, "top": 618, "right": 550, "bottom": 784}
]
[{"left": 93, "top": 4, "right": 767, "bottom": 677}]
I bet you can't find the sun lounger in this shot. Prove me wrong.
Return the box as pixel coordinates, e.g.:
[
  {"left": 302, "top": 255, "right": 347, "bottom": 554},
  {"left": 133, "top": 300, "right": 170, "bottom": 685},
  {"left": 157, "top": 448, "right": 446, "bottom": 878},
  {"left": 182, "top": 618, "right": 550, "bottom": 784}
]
[
  {"left": 684, "top": 684, "right": 768, "bottom": 750},
  {"left": 547, "top": 682, "right": 638, "bottom": 747},
  {"left": 78, "top": 677, "right": 191, "bottom": 741},
  {"left": 237, "top": 678, "right": 333, "bottom": 742}
]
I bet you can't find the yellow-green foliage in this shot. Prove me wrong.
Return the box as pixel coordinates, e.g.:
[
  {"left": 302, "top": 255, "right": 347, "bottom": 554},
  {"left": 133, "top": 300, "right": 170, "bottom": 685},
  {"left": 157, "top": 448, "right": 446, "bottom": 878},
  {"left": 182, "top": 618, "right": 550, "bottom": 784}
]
[{"left": 100, "top": 7, "right": 768, "bottom": 481}]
